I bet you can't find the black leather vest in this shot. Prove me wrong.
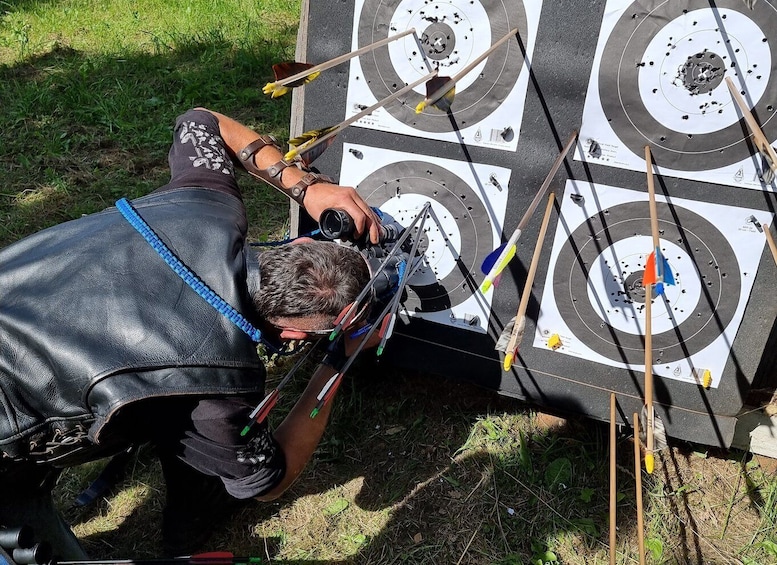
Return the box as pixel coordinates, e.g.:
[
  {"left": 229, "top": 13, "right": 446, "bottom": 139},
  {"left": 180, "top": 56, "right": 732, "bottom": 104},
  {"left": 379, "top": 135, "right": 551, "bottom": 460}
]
[{"left": 0, "top": 188, "right": 265, "bottom": 464}]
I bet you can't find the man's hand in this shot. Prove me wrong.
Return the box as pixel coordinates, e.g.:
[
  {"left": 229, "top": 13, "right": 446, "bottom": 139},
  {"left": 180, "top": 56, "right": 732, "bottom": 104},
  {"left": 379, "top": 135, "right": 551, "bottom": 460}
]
[{"left": 304, "top": 182, "right": 381, "bottom": 244}]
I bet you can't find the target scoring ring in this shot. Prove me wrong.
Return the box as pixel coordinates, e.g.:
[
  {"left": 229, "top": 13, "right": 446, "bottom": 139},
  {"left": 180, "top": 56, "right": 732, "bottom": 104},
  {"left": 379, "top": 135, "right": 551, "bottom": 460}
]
[
  {"left": 637, "top": 8, "right": 770, "bottom": 135},
  {"left": 585, "top": 237, "right": 700, "bottom": 335},
  {"left": 555, "top": 201, "right": 740, "bottom": 365},
  {"left": 599, "top": 0, "right": 777, "bottom": 169},
  {"left": 357, "top": 0, "right": 527, "bottom": 132}
]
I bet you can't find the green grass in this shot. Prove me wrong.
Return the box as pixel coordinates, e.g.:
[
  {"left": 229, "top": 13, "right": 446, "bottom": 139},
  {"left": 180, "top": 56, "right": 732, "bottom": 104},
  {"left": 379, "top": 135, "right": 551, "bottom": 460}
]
[
  {"left": 0, "top": 0, "right": 297, "bottom": 246},
  {"left": 3, "top": 1, "right": 777, "bottom": 563}
]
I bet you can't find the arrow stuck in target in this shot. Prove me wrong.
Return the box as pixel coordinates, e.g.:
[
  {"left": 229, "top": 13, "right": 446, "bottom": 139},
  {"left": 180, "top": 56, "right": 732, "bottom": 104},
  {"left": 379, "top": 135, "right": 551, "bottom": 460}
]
[
  {"left": 415, "top": 27, "right": 520, "bottom": 113},
  {"left": 285, "top": 70, "right": 438, "bottom": 165},
  {"left": 262, "top": 29, "right": 418, "bottom": 98}
]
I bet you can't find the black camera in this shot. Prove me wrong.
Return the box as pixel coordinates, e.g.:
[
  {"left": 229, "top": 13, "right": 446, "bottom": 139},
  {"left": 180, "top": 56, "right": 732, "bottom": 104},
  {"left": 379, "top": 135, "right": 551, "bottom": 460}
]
[{"left": 319, "top": 208, "right": 403, "bottom": 244}]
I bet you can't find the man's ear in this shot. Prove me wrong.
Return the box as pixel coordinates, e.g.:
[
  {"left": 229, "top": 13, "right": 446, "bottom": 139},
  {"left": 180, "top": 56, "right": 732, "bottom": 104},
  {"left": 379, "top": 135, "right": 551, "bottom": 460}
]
[{"left": 279, "top": 328, "right": 309, "bottom": 340}]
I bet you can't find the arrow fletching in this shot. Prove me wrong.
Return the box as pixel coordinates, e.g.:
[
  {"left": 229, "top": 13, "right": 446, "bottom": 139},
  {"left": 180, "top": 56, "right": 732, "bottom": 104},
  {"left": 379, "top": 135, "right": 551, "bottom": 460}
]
[
  {"left": 415, "top": 76, "right": 456, "bottom": 113},
  {"left": 285, "top": 125, "right": 338, "bottom": 162},
  {"left": 263, "top": 62, "right": 322, "bottom": 98},
  {"left": 480, "top": 243, "right": 517, "bottom": 293},
  {"left": 642, "top": 251, "right": 657, "bottom": 287}
]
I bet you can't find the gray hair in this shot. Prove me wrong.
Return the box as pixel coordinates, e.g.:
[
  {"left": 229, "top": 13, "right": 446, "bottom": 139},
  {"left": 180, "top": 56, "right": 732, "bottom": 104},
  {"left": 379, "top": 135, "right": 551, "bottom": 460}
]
[{"left": 254, "top": 241, "right": 369, "bottom": 328}]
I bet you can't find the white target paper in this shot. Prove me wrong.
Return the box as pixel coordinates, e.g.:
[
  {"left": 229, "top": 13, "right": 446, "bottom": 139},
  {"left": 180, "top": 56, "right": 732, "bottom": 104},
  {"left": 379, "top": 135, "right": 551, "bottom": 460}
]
[
  {"left": 533, "top": 180, "right": 770, "bottom": 388},
  {"left": 345, "top": 0, "right": 542, "bottom": 151},
  {"left": 577, "top": 0, "right": 777, "bottom": 190},
  {"left": 339, "top": 143, "right": 510, "bottom": 332}
]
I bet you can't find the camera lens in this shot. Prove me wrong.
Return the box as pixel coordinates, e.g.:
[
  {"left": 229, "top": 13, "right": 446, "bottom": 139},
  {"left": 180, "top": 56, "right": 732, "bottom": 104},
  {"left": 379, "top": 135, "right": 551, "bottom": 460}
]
[{"left": 320, "top": 209, "right": 354, "bottom": 240}]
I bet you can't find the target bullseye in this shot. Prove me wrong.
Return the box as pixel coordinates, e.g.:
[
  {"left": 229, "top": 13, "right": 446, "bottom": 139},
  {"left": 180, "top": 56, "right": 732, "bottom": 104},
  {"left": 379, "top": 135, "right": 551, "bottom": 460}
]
[
  {"left": 355, "top": 0, "right": 527, "bottom": 132},
  {"left": 598, "top": 0, "right": 777, "bottom": 168}
]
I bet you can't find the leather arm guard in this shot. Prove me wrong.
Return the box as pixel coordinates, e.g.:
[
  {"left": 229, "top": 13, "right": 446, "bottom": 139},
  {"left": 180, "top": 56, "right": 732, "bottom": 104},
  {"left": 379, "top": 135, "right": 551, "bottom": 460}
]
[{"left": 237, "top": 136, "right": 331, "bottom": 206}]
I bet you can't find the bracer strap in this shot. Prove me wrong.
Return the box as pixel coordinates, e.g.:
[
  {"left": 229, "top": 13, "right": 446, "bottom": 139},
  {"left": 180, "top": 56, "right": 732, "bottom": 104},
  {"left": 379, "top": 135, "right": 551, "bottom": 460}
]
[{"left": 237, "top": 136, "right": 331, "bottom": 206}]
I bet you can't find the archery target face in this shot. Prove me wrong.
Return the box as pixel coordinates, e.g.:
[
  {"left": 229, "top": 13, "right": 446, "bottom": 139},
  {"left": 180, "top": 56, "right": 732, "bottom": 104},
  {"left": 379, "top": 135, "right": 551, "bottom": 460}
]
[
  {"left": 345, "top": 0, "right": 542, "bottom": 151},
  {"left": 339, "top": 143, "right": 511, "bottom": 332},
  {"left": 533, "top": 180, "right": 770, "bottom": 388},
  {"left": 576, "top": 0, "right": 777, "bottom": 190}
]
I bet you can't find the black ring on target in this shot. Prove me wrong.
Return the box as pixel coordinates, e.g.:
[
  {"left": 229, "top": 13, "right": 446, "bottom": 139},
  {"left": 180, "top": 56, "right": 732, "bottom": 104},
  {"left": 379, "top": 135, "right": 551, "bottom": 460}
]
[
  {"left": 599, "top": 0, "right": 777, "bottom": 170},
  {"left": 554, "top": 201, "right": 740, "bottom": 364},
  {"left": 357, "top": 160, "right": 491, "bottom": 312},
  {"left": 357, "top": 0, "right": 527, "bottom": 132}
]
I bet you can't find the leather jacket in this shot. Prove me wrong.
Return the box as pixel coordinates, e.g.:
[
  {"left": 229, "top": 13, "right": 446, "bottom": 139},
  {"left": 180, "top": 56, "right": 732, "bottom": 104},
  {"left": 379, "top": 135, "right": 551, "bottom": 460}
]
[{"left": 0, "top": 188, "right": 265, "bottom": 465}]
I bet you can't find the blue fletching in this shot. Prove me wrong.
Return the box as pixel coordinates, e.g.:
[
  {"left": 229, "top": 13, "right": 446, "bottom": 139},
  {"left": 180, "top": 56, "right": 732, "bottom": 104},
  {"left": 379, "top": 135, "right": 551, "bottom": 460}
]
[
  {"left": 481, "top": 243, "right": 507, "bottom": 274},
  {"left": 662, "top": 255, "right": 675, "bottom": 286}
]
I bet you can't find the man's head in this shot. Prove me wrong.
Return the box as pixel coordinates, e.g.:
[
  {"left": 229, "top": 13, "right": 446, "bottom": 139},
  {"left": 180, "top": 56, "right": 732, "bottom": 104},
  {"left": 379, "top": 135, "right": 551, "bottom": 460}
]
[{"left": 253, "top": 240, "right": 370, "bottom": 339}]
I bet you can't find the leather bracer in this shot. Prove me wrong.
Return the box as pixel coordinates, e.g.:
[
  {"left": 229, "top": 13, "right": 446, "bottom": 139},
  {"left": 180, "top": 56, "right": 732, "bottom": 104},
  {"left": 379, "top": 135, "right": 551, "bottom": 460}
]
[{"left": 237, "top": 136, "right": 331, "bottom": 206}]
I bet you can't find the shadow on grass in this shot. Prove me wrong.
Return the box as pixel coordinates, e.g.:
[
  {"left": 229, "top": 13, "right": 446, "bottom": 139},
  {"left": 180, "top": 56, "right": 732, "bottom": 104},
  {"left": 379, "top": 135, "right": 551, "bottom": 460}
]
[
  {"left": 0, "top": 34, "right": 294, "bottom": 246},
  {"left": 60, "top": 360, "right": 641, "bottom": 564}
]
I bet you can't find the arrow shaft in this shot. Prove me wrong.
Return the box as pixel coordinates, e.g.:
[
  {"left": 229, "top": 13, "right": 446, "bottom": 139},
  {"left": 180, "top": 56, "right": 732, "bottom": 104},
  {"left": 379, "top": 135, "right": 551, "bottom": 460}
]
[
  {"left": 644, "top": 281, "right": 655, "bottom": 458},
  {"left": 644, "top": 146, "right": 661, "bottom": 251},
  {"left": 482, "top": 130, "right": 578, "bottom": 290},
  {"left": 297, "top": 70, "right": 437, "bottom": 162},
  {"left": 276, "top": 29, "right": 417, "bottom": 87},
  {"left": 504, "top": 192, "right": 556, "bottom": 359}
]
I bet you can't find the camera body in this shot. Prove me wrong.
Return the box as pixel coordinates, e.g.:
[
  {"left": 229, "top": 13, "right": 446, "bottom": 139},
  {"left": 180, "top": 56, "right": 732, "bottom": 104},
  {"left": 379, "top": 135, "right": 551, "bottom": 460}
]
[
  {"left": 318, "top": 207, "right": 411, "bottom": 314},
  {"left": 318, "top": 207, "right": 404, "bottom": 246}
]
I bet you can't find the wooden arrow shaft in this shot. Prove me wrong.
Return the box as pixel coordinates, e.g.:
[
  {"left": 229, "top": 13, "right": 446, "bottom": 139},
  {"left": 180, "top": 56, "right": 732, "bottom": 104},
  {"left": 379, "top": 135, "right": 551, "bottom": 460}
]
[
  {"left": 725, "top": 76, "right": 777, "bottom": 172},
  {"left": 644, "top": 283, "right": 654, "bottom": 457},
  {"left": 644, "top": 146, "right": 661, "bottom": 250},
  {"left": 276, "top": 28, "right": 417, "bottom": 87},
  {"left": 504, "top": 191, "right": 556, "bottom": 357},
  {"left": 424, "top": 27, "right": 519, "bottom": 105},
  {"left": 296, "top": 70, "right": 437, "bottom": 161}
]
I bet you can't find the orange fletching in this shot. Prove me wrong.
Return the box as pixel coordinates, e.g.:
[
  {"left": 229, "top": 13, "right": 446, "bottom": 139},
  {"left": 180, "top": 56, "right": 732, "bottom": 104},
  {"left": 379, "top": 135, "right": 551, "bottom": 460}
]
[{"left": 642, "top": 251, "right": 657, "bottom": 287}]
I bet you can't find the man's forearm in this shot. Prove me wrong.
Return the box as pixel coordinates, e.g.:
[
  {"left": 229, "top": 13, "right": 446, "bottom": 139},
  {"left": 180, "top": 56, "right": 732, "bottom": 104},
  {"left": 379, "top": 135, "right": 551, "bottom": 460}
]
[
  {"left": 254, "top": 363, "right": 340, "bottom": 501},
  {"left": 199, "top": 107, "right": 381, "bottom": 241},
  {"left": 198, "top": 108, "right": 312, "bottom": 198}
]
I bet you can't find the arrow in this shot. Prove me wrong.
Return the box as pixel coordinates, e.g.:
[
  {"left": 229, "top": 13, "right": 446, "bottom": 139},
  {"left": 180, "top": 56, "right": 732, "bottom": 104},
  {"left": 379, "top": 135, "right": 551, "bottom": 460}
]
[
  {"left": 641, "top": 145, "right": 669, "bottom": 474},
  {"left": 641, "top": 146, "right": 675, "bottom": 296},
  {"left": 312, "top": 204, "right": 431, "bottom": 418},
  {"left": 416, "top": 27, "right": 519, "bottom": 113},
  {"left": 240, "top": 343, "right": 320, "bottom": 437},
  {"left": 725, "top": 76, "right": 777, "bottom": 184},
  {"left": 263, "top": 29, "right": 417, "bottom": 98},
  {"left": 501, "top": 191, "right": 555, "bottom": 370},
  {"left": 285, "top": 70, "right": 438, "bottom": 165},
  {"left": 481, "top": 130, "right": 578, "bottom": 293}
]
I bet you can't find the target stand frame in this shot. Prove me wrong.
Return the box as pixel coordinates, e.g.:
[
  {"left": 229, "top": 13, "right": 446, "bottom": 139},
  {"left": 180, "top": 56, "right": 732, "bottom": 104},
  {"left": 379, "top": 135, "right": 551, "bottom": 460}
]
[{"left": 290, "top": 0, "right": 777, "bottom": 450}]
